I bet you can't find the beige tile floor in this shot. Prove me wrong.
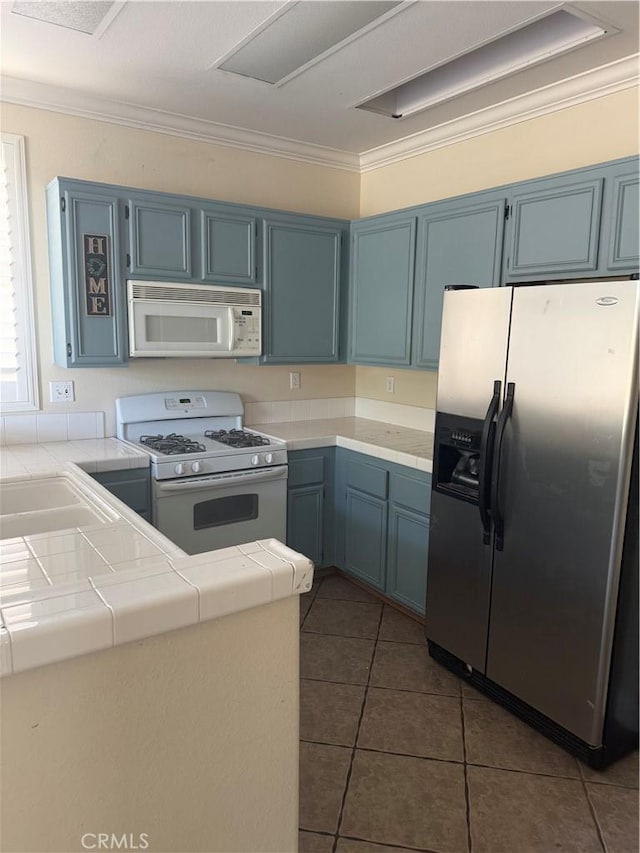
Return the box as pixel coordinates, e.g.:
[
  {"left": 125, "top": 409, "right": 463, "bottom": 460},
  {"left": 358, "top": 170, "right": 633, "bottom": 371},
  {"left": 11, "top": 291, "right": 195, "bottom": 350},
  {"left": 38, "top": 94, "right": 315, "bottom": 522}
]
[{"left": 299, "top": 573, "right": 639, "bottom": 853}]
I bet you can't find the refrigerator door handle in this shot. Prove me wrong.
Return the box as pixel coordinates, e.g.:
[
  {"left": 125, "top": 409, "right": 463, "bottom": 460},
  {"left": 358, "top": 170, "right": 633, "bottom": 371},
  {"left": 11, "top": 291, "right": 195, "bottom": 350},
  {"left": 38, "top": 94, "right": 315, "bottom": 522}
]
[
  {"left": 491, "top": 381, "right": 515, "bottom": 551},
  {"left": 479, "top": 379, "right": 501, "bottom": 544}
]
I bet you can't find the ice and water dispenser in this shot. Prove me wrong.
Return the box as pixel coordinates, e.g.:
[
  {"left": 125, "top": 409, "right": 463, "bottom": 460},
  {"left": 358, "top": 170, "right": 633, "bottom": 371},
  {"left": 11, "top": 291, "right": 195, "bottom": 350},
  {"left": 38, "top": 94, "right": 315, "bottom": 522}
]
[{"left": 433, "top": 415, "right": 483, "bottom": 502}]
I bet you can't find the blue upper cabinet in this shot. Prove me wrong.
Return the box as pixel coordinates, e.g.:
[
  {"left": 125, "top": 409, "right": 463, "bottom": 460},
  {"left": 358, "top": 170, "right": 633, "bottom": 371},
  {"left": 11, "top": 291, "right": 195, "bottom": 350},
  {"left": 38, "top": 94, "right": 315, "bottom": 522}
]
[
  {"left": 200, "top": 207, "right": 257, "bottom": 284},
  {"left": 47, "top": 179, "right": 127, "bottom": 367},
  {"left": 350, "top": 214, "right": 416, "bottom": 366},
  {"left": 127, "top": 197, "right": 192, "bottom": 279},
  {"left": 412, "top": 194, "right": 505, "bottom": 369},
  {"left": 604, "top": 169, "right": 639, "bottom": 272},
  {"left": 262, "top": 216, "right": 345, "bottom": 363},
  {"left": 504, "top": 175, "right": 604, "bottom": 281}
]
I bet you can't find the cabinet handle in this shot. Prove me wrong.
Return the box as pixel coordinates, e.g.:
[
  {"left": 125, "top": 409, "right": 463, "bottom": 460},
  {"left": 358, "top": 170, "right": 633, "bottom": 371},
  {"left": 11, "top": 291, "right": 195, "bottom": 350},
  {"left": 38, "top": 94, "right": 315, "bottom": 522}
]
[{"left": 66, "top": 343, "right": 72, "bottom": 357}]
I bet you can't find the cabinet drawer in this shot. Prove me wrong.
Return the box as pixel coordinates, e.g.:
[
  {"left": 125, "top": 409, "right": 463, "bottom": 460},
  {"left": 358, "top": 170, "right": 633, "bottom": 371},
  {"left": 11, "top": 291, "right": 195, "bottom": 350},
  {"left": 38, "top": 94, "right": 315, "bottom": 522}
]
[
  {"left": 288, "top": 455, "right": 325, "bottom": 487},
  {"left": 345, "top": 459, "right": 388, "bottom": 499},
  {"left": 390, "top": 471, "right": 431, "bottom": 514}
]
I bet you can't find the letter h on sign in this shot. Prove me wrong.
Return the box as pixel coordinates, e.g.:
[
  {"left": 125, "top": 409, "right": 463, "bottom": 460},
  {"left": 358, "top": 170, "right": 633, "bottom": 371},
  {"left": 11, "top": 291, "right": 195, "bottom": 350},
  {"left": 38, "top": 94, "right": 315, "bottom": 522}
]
[{"left": 83, "top": 233, "right": 112, "bottom": 317}]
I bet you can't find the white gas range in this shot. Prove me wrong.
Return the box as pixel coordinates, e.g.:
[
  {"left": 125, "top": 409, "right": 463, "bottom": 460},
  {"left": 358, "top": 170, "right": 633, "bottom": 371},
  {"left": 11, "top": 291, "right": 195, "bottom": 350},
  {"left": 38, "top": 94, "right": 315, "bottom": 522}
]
[{"left": 116, "top": 391, "right": 287, "bottom": 555}]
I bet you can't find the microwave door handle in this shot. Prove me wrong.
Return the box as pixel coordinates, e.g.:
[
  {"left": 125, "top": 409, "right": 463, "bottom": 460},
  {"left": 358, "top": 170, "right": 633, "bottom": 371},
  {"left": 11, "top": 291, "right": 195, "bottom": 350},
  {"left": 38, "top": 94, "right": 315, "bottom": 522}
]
[
  {"left": 155, "top": 465, "right": 288, "bottom": 493},
  {"left": 228, "top": 309, "right": 235, "bottom": 353}
]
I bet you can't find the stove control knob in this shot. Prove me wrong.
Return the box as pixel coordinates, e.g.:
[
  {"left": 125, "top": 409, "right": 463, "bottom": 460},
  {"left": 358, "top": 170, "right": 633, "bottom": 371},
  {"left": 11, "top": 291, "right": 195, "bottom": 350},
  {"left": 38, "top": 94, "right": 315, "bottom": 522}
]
[
  {"left": 251, "top": 454, "right": 260, "bottom": 466},
  {"left": 264, "top": 453, "right": 273, "bottom": 464},
  {"left": 174, "top": 462, "right": 184, "bottom": 476},
  {"left": 191, "top": 461, "right": 201, "bottom": 474}
]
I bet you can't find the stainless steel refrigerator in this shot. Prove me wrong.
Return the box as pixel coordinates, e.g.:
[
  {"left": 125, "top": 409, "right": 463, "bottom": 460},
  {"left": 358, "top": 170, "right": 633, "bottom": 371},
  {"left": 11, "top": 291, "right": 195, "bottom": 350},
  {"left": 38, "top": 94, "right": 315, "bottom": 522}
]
[{"left": 425, "top": 280, "right": 638, "bottom": 768}]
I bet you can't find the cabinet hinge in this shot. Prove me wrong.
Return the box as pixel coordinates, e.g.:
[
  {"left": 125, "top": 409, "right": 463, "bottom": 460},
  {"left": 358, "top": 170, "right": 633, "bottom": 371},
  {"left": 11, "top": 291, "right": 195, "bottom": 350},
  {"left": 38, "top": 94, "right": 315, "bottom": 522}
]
[
  {"left": 504, "top": 203, "right": 511, "bottom": 220},
  {"left": 126, "top": 253, "right": 131, "bottom": 268},
  {"left": 66, "top": 343, "right": 72, "bottom": 357},
  {"left": 125, "top": 205, "right": 129, "bottom": 220},
  {"left": 61, "top": 197, "right": 66, "bottom": 213}
]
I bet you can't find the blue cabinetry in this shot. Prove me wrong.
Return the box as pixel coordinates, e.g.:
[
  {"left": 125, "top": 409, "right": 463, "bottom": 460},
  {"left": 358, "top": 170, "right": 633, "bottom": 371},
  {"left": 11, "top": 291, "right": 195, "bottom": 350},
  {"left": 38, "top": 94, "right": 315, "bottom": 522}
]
[
  {"left": 47, "top": 179, "right": 127, "bottom": 367},
  {"left": 504, "top": 175, "right": 603, "bottom": 280},
  {"left": 605, "top": 170, "right": 639, "bottom": 272},
  {"left": 287, "top": 448, "right": 335, "bottom": 567},
  {"left": 127, "top": 197, "right": 192, "bottom": 279},
  {"left": 91, "top": 468, "right": 151, "bottom": 520},
  {"left": 263, "top": 217, "right": 345, "bottom": 363},
  {"left": 350, "top": 214, "right": 416, "bottom": 366},
  {"left": 412, "top": 194, "right": 505, "bottom": 368},
  {"left": 335, "top": 448, "right": 431, "bottom": 614},
  {"left": 200, "top": 206, "right": 257, "bottom": 284}
]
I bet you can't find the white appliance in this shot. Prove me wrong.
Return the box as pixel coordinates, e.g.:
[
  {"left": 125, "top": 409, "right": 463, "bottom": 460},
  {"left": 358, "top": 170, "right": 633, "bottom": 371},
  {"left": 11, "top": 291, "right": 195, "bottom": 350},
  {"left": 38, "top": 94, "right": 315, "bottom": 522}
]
[
  {"left": 127, "top": 281, "right": 262, "bottom": 358},
  {"left": 116, "top": 391, "right": 286, "bottom": 555}
]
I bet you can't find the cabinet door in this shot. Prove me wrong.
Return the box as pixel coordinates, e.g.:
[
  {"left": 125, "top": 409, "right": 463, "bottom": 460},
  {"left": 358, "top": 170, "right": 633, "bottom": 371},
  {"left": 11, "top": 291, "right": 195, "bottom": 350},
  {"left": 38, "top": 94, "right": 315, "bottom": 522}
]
[
  {"left": 56, "top": 189, "right": 126, "bottom": 366},
  {"left": 128, "top": 199, "right": 191, "bottom": 278},
  {"left": 413, "top": 197, "right": 505, "bottom": 369},
  {"left": 606, "top": 173, "right": 639, "bottom": 271},
  {"left": 200, "top": 208, "right": 257, "bottom": 283},
  {"left": 350, "top": 216, "right": 416, "bottom": 366},
  {"left": 287, "top": 485, "right": 324, "bottom": 566},
  {"left": 344, "top": 487, "right": 387, "bottom": 591},
  {"left": 263, "top": 219, "right": 342, "bottom": 363},
  {"left": 505, "top": 177, "right": 603, "bottom": 279},
  {"left": 387, "top": 503, "right": 430, "bottom": 615}
]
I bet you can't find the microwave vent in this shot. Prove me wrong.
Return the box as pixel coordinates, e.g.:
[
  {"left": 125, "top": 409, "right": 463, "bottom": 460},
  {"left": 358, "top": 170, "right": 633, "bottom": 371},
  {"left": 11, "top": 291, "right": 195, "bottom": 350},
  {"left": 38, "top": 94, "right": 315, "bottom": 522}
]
[{"left": 128, "top": 282, "right": 261, "bottom": 306}]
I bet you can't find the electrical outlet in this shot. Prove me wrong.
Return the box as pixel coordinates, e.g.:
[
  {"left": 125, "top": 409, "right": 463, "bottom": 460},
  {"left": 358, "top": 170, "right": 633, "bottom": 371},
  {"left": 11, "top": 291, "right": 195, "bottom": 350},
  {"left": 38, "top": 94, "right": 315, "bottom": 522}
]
[
  {"left": 386, "top": 376, "right": 395, "bottom": 394},
  {"left": 49, "top": 380, "right": 75, "bottom": 403},
  {"left": 289, "top": 371, "right": 301, "bottom": 390}
]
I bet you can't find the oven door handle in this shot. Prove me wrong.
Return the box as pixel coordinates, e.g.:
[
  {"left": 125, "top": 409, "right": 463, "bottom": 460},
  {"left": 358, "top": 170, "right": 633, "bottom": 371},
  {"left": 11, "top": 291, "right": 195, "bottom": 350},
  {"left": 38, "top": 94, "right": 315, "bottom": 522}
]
[{"left": 155, "top": 465, "right": 288, "bottom": 493}]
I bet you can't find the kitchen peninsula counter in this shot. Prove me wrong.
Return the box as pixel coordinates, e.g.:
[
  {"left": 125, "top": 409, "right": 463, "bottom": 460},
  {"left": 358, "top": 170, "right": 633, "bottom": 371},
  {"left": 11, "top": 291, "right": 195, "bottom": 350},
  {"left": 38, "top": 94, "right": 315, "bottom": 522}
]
[
  {"left": 0, "top": 438, "right": 313, "bottom": 678},
  {"left": 249, "top": 416, "right": 434, "bottom": 472}
]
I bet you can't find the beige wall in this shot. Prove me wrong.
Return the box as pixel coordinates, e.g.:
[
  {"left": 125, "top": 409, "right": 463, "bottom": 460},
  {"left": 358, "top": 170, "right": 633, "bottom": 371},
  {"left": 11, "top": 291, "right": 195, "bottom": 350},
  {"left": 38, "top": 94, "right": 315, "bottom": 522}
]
[
  {"left": 1, "top": 103, "right": 358, "bottom": 434},
  {"left": 355, "top": 366, "right": 438, "bottom": 408},
  {"left": 1, "top": 596, "right": 300, "bottom": 853},
  {"left": 2, "top": 89, "right": 639, "bottom": 423},
  {"left": 360, "top": 89, "right": 640, "bottom": 216}
]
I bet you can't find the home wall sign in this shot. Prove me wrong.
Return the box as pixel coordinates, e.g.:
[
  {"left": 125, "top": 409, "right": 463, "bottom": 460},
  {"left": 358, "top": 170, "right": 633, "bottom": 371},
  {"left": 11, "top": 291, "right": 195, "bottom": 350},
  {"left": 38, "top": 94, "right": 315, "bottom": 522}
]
[{"left": 83, "top": 234, "right": 111, "bottom": 316}]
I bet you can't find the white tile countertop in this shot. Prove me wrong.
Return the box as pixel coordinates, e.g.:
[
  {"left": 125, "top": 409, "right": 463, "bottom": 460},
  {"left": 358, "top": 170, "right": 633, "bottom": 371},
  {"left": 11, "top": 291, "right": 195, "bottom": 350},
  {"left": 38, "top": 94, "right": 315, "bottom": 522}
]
[
  {"left": 0, "top": 450, "right": 313, "bottom": 678},
  {"left": 248, "top": 417, "right": 434, "bottom": 472}
]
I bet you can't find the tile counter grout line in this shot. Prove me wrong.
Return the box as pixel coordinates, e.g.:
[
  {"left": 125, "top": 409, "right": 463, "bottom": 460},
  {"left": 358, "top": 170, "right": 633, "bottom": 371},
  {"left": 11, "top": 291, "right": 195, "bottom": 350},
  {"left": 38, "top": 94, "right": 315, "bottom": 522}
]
[{"left": 332, "top": 601, "right": 384, "bottom": 853}]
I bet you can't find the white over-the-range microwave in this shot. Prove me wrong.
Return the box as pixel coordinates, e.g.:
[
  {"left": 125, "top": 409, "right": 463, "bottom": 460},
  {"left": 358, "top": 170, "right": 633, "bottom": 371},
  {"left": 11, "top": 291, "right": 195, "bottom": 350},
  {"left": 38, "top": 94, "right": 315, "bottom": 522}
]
[{"left": 127, "top": 280, "right": 262, "bottom": 358}]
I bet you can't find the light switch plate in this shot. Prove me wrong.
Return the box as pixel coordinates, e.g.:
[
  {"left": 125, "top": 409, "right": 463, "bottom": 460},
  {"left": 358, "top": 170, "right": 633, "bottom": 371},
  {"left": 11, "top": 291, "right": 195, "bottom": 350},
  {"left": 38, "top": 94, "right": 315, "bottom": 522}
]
[{"left": 49, "top": 380, "right": 75, "bottom": 403}]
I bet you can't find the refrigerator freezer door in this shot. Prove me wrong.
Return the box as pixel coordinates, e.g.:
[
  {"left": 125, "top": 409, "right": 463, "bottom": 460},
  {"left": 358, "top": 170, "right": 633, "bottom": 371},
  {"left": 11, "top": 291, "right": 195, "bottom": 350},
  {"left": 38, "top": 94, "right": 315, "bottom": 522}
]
[
  {"left": 486, "top": 281, "right": 639, "bottom": 745},
  {"left": 437, "top": 286, "right": 512, "bottom": 419},
  {"left": 426, "top": 490, "right": 494, "bottom": 670},
  {"left": 426, "top": 285, "right": 513, "bottom": 669}
]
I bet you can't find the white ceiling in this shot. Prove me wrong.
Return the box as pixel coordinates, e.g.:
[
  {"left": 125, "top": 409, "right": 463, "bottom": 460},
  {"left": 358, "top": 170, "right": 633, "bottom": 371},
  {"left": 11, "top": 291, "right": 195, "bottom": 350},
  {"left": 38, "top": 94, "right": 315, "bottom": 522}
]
[{"left": 1, "top": 1, "right": 638, "bottom": 170}]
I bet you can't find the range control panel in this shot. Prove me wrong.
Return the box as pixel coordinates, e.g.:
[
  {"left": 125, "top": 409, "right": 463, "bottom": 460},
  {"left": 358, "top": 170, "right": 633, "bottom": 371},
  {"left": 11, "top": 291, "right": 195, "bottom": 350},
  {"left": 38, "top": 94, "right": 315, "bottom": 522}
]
[{"left": 164, "top": 396, "right": 207, "bottom": 411}]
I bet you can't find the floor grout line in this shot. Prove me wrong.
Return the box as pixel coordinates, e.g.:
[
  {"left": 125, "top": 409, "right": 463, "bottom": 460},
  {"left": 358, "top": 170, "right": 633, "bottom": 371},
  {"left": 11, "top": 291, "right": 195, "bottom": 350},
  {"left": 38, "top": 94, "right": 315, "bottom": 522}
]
[
  {"left": 460, "top": 693, "right": 473, "bottom": 853},
  {"left": 331, "top": 601, "right": 384, "bottom": 853},
  {"left": 581, "top": 776, "right": 609, "bottom": 853}
]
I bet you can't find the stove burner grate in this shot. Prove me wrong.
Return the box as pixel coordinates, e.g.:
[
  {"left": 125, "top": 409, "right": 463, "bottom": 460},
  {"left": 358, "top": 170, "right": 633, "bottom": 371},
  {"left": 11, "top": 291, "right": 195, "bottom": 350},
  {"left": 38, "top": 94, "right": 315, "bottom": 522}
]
[
  {"left": 204, "top": 428, "right": 271, "bottom": 449},
  {"left": 140, "top": 433, "right": 206, "bottom": 455}
]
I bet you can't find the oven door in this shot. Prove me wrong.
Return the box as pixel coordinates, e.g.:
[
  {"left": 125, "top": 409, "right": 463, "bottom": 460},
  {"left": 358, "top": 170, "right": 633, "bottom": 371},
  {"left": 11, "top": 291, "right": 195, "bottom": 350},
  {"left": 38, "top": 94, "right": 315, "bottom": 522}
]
[
  {"left": 128, "top": 298, "right": 233, "bottom": 357},
  {"left": 152, "top": 466, "right": 288, "bottom": 555}
]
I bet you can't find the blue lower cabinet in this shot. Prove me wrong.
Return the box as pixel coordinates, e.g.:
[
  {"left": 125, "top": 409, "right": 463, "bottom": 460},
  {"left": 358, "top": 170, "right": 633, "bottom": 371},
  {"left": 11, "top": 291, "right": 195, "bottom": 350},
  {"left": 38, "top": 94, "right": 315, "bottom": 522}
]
[
  {"left": 91, "top": 468, "right": 151, "bottom": 518},
  {"left": 387, "top": 503, "right": 430, "bottom": 614},
  {"left": 287, "top": 485, "right": 324, "bottom": 566},
  {"left": 344, "top": 488, "right": 388, "bottom": 591},
  {"left": 335, "top": 448, "right": 431, "bottom": 614},
  {"left": 286, "top": 448, "right": 335, "bottom": 567}
]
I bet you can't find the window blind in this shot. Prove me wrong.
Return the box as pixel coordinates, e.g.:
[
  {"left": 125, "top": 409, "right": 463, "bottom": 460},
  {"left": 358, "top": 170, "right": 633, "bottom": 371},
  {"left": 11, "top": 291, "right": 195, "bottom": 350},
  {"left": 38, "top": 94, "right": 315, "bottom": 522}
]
[{"left": 0, "top": 134, "right": 38, "bottom": 412}]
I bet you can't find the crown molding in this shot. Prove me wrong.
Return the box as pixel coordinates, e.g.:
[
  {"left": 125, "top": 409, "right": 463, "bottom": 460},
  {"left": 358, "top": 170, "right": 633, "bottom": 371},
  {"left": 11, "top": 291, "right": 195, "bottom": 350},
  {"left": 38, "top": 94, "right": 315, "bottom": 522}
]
[
  {"left": 359, "top": 55, "right": 640, "bottom": 172},
  {"left": 1, "top": 55, "right": 638, "bottom": 176},
  {"left": 0, "top": 77, "right": 361, "bottom": 173}
]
